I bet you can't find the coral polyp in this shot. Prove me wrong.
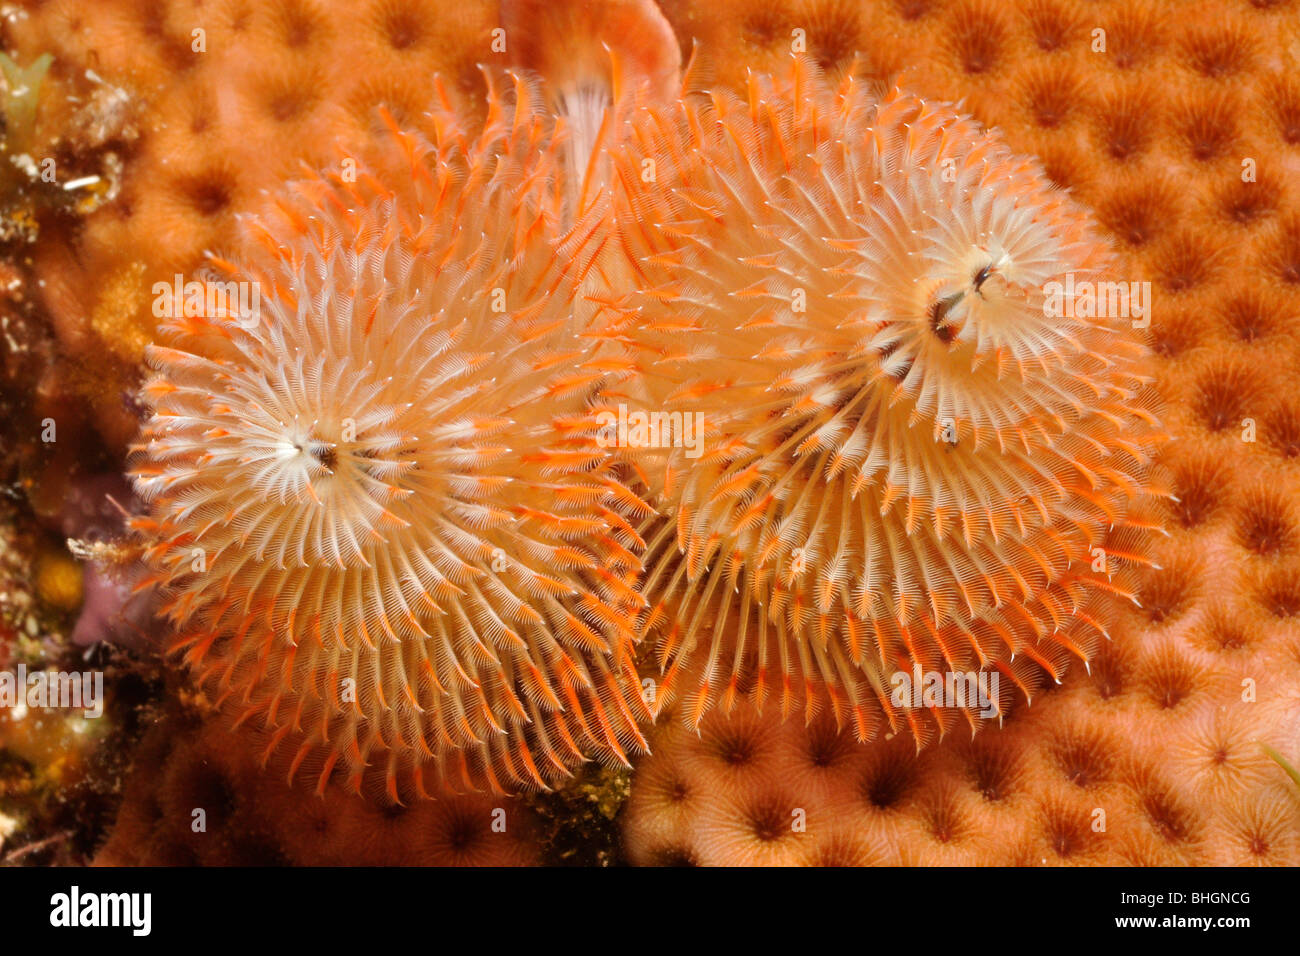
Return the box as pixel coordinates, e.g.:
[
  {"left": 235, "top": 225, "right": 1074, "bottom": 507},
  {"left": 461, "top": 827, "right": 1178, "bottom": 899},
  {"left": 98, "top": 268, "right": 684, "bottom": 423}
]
[
  {"left": 129, "top": 83, "right": 651, "bottom": 802},
  {"left": 599, "top": 62, "right": 1169, "bottom": 742}
]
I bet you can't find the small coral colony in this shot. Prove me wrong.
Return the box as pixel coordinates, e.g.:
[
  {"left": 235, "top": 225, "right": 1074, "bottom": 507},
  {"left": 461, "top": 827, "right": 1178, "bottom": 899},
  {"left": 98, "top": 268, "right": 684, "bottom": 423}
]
[{"left": 128, "top": 0, "right": 1165, "bottom": 806}]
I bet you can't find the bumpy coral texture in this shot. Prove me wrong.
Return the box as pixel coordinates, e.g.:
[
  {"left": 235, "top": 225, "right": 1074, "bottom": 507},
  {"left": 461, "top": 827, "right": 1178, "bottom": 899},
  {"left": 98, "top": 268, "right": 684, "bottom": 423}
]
[
  {"left": 624, "top": 675, "right": 1300, "bottom": 865},
  {"left": 597, "top": 62, "right": 1165, "bottom": 742},
  {"left": 129, "top": 83, "right": 650, "bottom": 803},
  {"left": 619, "top": 0, "right": 1300, "bottom": 864},
  {"left": 97, "top": 712, "right": 540, "bottom": 865},
  {"left": 9, "top": 0, "right": 1300, "bottom": 863},
  {"left": 5, "top": 0, "right": 504, "bottom": 450}
]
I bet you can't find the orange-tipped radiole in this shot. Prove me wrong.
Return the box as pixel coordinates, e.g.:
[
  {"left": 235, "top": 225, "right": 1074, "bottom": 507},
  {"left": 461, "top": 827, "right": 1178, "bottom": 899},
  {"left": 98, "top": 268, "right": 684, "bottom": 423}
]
[
  {"left": 130, "top": 81, "right": 652, "bottom": 802},
  {"left": 594, "top": 61, "right": 1169, "bottom": 745}
]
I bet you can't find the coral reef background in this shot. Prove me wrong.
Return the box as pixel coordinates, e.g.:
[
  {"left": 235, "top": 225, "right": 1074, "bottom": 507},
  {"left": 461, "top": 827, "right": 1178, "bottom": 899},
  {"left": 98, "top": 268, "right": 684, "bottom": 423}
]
[{"left": 0, "top": 0, "right": 1298, "bottom": 865}]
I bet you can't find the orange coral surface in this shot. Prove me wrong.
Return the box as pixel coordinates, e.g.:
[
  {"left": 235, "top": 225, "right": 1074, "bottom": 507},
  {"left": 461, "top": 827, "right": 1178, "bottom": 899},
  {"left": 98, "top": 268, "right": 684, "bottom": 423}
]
[{"left": 3, "top": 0, "right": 1298, "bottom": 865}]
